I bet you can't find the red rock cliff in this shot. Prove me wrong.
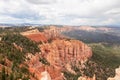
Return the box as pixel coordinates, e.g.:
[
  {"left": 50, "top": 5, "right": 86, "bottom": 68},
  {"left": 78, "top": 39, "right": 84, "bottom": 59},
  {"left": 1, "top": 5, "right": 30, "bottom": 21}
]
[
  {"left": 25, "top": 39, "right": 92, "bottom": 80},
  {"left": 22, "top": 27, "right": 92, "bottom": 80},
  {"left": 40, "top": 39, "right": 92, "bottom": 68}
]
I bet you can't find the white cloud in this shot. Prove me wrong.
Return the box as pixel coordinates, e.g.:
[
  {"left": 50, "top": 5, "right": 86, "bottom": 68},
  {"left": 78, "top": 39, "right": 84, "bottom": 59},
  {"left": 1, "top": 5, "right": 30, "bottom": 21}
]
[
  {"left": 102, "top": 18, "right": 115, "bottom": 25},
  {"left": 0, "top": 0, "right": 120, "bottom": 25},
  {"left": 26, "top": 0, "right": 57, "bottom": 4}
]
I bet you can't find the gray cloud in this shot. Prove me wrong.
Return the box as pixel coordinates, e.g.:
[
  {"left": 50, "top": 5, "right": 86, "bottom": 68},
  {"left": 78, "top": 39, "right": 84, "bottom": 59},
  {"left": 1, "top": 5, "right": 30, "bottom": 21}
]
[{"left": 0, "top": 0, "right": 120, "bottom": 25}]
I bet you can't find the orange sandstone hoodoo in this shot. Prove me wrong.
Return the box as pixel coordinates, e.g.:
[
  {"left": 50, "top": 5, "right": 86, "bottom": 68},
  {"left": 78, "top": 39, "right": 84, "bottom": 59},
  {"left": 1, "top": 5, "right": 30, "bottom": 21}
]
[{"left": 22, "top": 28, "right": 93, "bottom": 80}]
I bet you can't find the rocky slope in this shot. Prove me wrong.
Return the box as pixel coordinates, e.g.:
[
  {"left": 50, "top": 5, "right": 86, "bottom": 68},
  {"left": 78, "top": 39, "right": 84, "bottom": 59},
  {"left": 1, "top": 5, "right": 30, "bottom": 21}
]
[
  {"left": 43, "top": 26, "right": 75, "bottom": 40},
  {"left": 40, "top": 39, "right": 92, "bottom": 67},
  {"left": 21, "top": 27, "right": 116, "bottom": 80},
  {"left": 25, "top": 39, "right": 92, "bottom": 80},
  {"left": 21, "top": 29, "right": 48, "bottom": 43},
  {"left": 1, "top": 26, "right": 118, "bottom": 80}
]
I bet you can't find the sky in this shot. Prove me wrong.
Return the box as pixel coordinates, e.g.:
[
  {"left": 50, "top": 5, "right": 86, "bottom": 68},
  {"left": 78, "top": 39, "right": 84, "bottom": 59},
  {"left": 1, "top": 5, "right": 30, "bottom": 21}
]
[{"left": 0, "top": 0, "right": 120, "bottom": 25}]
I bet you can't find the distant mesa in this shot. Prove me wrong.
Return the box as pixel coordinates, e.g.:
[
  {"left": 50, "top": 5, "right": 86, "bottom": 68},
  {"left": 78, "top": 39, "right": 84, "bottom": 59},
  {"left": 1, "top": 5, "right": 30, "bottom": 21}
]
[{"left": 79, "top": 26, "right": 112, "bottom": 32}]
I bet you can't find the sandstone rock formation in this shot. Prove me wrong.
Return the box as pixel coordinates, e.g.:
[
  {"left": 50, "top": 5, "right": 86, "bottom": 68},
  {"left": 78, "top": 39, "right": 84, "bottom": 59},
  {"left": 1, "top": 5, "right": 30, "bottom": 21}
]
[
  {"left": 79, "top": 26, "right": 96, "bottom": 31},
  {"left": 21, "top": 29, "right": 40, "bottom": 35},
  {"left": 26, "top": 53, "right": 64, "bottom": 80},
  {"left": 0, "top": 37, "right": 2, "bottom": 41},
  {"left": 41, "top": 71, "right": 51, "bottom": 80},
  {"left": 21, "top": 29, "right": 47, "bottom": 43},
  {"left": 79, "top": 26, "right": 112, "bottom": 32},
  {"left": 43, "top": 26, "right": 64, "bottom": 40},
  {"left": 43, "top": 26, "right": 75, "bottom": 40},
  {"left": 25, "top": 39, "right": 92, "bottom": 80},
  {"left": 26, "top": 33, "right": 47, "bottom": 43},
  {"left": 78, "top": 74, "right": 96, "bottom": 80},
  {"left": 22, "top": 27, "right": 93, "bottom": 80},
  {"left": 40, "top": 39, "right": 92, "bottom": 67},
  {"left": 108, "top": 66, "right": 120, "bottom": 80}
]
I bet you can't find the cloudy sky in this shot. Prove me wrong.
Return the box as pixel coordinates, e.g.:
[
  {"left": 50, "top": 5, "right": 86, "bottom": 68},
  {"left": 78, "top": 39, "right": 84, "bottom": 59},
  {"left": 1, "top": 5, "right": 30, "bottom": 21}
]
[{"left": 0, "top": 0, "right": 120, "bottom": 25}]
